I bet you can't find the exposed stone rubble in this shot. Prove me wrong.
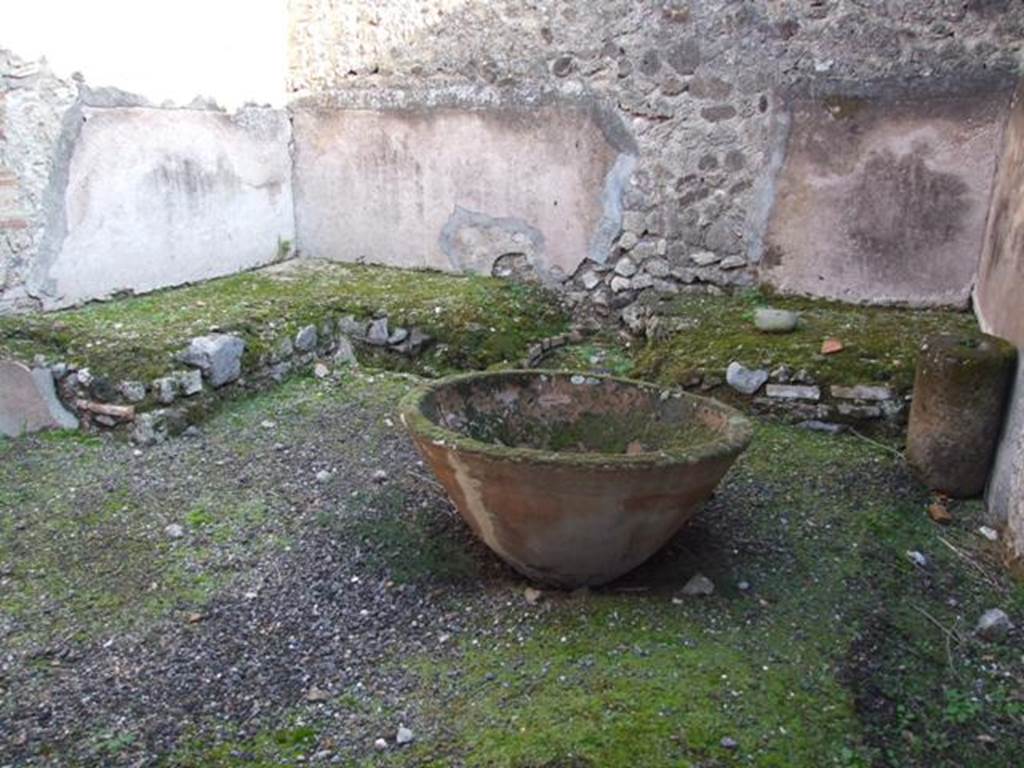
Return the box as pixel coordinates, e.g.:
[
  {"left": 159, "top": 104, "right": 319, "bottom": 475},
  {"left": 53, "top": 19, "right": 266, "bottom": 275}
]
[
  {"left": 17, "top": 311, "right": 438, "bottom": 444},
  {"left": 524, "top": 328, "right": 587, "bottom": 368},
  {"left": 726, "top": 362, "right": 768, "bottom": 396},
  {"left": 566, "top": 244, "right": 736, "bottom": 323},
  {"left": 180, "top": 334, "right": 246, "bottom": 388}
]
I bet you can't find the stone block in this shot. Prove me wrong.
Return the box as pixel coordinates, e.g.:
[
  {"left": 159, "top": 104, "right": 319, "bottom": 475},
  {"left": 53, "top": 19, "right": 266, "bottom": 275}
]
[
  {"left": 836, "top": 403, "right": 883, "bottom": 419},
  {"left": 766, "top": 384, "right": 821, "bottom": 401},
  {"left": 830, "top": 384, "right": 894, "bottom": 401},
  {"left": 0, "top": 360, "right": 78, "bottom": 437},
  {"left": 181, "top": 334, "right": 245, "bottom": 387},
  {"left": 295, "top": 324, "right": 318, "bottom": 352}
]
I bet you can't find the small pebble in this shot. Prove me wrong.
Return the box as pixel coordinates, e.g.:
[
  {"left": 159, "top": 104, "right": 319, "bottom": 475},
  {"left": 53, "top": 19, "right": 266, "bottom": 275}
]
[
  {"left": 316, "top": 470, "right": 332, "bottom": 483},
  {"left": 306, "top": 686, "right": 330, "bottom": 703},
  {"left": 978, "top": 526, "right": 999, "bottom": 542},
  {"left": 976, "top": 608, "right": 1013, "bottom": 641},
  {"left": 260, "top": 420, "right": 276, "bottom": 430},
  {"left": 164, "top": 523, "right": 185, "bottom": 539},
  {"left": 681, "top": 573, "right": 715, "bottom": 596},
  {"left": 720, "top": 736, "right": 738, "bottom": 750},
  {"left": 396, "top": 726, "right": 414, "bottom": 745},
  {"left": 737, "top": 580, "right": 750, "bottom": 592},
  {"left": 906, "top": 550, "right": 927, "bottom": 567},
  {"left": 372, "top": 469, "right": 389, "bottom": 483},
  {"left": 374, "top": 738, "right": 388, "bottom": 751}
]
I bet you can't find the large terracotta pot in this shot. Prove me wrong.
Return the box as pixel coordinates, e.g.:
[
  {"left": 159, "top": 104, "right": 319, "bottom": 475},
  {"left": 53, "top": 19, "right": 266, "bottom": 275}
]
[{"left": 400, "top": 370, "right": 752, "bottom": 587}]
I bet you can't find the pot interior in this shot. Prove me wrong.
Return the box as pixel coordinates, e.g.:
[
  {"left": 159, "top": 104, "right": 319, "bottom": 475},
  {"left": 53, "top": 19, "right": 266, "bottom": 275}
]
[{"left": 419, "top": 372, "right": 731, "bottom": 455}]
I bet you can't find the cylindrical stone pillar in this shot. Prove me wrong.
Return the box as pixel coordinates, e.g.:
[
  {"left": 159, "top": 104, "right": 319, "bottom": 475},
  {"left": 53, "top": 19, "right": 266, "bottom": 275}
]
[{"left": 906, "top": 332, "right": 1016, "bottom": 497}]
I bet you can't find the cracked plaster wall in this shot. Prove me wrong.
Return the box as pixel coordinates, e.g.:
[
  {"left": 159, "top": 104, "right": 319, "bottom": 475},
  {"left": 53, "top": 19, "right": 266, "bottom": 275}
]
[
  {"left": 0, "top": 49, "right": 294, "bottom": 311},
  {"left": 291, "top": 98, "right": 635, "bottom": 284}
]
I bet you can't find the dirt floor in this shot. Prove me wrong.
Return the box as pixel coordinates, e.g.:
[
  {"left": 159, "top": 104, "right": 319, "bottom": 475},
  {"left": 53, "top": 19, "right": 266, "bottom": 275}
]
[{"left": 1, "top": 367, "right": 1022, "bottom": 767}]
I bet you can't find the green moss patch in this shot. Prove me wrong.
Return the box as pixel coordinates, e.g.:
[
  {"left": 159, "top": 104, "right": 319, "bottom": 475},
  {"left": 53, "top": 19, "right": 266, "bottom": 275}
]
[
  {"left": 630, "top": 291, "right": 978, "bottom": 393},
  {"left": 167, "top": 725, "right": 319, "bottom": 768},
  {"left": 0, "top": 438, "right": 284, "bottom": 646},
  {"left": 0, "top": 260, "right": 568, "bottom": 382}
]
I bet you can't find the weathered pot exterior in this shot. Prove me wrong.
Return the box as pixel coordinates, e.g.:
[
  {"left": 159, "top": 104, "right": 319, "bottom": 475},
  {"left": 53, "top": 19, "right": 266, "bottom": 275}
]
[
  {"left": 400, "top": 370, "right": 752, "bottom": 587},
  {"left": 906, "top": 332, "right": 1016, "bottom": 497}
]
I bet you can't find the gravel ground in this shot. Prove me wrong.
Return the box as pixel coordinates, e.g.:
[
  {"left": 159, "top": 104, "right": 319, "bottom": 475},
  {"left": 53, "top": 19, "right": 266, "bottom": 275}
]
[
  {"left": 1, "top": 368, "right": 1021, "bottom": 767},
  {"left": 1, "top": 370, "right": 503, "bottom": 766}
]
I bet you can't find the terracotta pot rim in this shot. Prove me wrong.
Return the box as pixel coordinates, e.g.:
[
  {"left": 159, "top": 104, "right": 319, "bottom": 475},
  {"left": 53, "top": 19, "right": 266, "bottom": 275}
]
[{"left": 399, "top": 369, "right": 753, "bottom": 469}]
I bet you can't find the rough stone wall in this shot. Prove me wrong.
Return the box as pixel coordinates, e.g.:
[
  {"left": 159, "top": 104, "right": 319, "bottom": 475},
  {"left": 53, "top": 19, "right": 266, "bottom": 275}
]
[
  {"left": 976, "top": 81, "right": 1024, "bottom": 559},
  {"left": 287, "top": 0, "right": 1023, "bottom": 306},
  {"left": 0, "top": 49, "right": 76, "bottom": 313}
]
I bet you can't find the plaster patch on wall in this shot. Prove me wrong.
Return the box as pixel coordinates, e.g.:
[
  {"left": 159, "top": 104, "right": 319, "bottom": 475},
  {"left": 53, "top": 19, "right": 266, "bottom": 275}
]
[
  {"left": 976, "top": 81, "right": 1024, "bottom": 558},
  {"left": 440, "top": 206, "right": 548, "bottom": 281},
  {"left": 745, "top": 105, "right": 791, "bottom": 266},
  {"left": 984, "top": 363, "right": 1024, "bottom": 548},
  {"left": 845, "top": 149, "right": 970, "bottom": 281},
  {"left": 0, "top": 49, "right": 77, "bottom": 313},
  {"left": 589, "top": 152, "right": 637, "bottom": 266}
]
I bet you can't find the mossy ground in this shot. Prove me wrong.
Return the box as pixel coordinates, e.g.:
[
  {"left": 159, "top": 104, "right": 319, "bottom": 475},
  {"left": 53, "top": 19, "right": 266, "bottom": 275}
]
[
  {"left": 0, "top": 260, "right": 568, "bottom": 382},
  {"left": 158, "top": 417, "right": 1024, "bottom": 768},
  {"left": 0, "top": 371, "right": 410, "bottom": 649},
  {"left": 0, "top": 437, "right": 271, "bottom": 644},
  {"left": 152, "top": 400, "right": 1022, "bottom": 767},
  {"left": 2, "top": 284, "right": 1020, "bottom": 767},
  {"left": 598, "top": 290, "right": 978, "bottom": 393},
  {"left": 371, "top": 424, "right": 1023, "bottom": 768}
]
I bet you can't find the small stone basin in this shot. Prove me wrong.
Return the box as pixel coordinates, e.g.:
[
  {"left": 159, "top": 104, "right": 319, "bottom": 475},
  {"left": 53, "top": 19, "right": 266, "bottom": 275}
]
[{"left": 399, "top": 370, "right": 752, "bottom": 587}]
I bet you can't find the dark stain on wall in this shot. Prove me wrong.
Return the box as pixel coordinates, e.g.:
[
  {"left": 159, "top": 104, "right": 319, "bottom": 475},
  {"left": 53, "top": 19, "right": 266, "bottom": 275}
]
[
  {"left": 760, "top": 243, "right": 784, "bottom": 270},
  {"left": 148, "top": 156, "right": 240, "bottom": 199},
  {"left": 846, "top": 149, "right": 969, "bottom": 278}
]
